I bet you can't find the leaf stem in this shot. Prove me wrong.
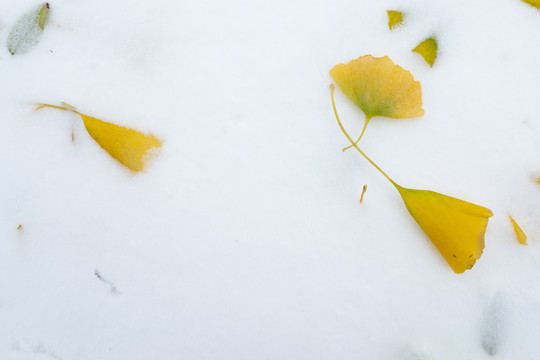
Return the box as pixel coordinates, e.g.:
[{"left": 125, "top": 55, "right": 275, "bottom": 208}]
[
  {"left": 360, "top": 184, "right": 367, "bottom": 203},
  {"left": 330, "top": 84, "right": 399, "bottom": 188},
  {"left": 35, "top": 103, "right": 80, "bottom": 115},
  {"left": 342, "top": 116, "right": 371, "bottom": 152}
]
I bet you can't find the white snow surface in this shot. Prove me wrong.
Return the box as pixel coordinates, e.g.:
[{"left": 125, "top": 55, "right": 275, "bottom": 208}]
[{"left": 1, "top": 0, "right": 540, "bottom": 359}]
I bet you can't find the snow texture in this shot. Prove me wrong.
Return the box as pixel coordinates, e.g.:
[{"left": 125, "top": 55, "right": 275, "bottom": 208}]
[
  {"left": 2, "top": 0, "right": 540, "bottom": 359},
  {"left": 480, "top": 292, "right": 506, "bottom": 356}
]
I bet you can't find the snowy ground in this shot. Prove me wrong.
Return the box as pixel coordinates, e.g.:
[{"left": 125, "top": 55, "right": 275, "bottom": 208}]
[{"left": 2, "top": 0, "right": 540, "bottom": 359}]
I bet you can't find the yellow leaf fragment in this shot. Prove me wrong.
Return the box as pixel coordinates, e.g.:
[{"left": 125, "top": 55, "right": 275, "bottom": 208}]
[
  {"left": 412, "top": 37, "right": 438, "bottom": 67},
  {"left": 509, "top": 215, "right": 527, "bottom": 245},
  {"left": 17, "top": 224, "right": 23, "bottom": 231},
  {"left": 387, "top": 10, "right": 404, "bottom": 30},
  {"left": 35, "top": 103, "right": 162, "bottom": 172},
  {"left": 81, "top": 114, "right": 162, "bottom": 172},
  {"left": 330, "top": 55, "right": 424, "bottom": 120},
  {"left": 522, "top": 0, "right": 540, "bottom": 9},
  {"left": 397, "top": 187, "right": 493, "bottom": 273}
]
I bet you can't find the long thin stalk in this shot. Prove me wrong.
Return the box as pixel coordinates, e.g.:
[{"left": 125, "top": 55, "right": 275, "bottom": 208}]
[
  {"left": 35, "top": 103, "right": 80, "bottom": 115},
  {"left": 342, "top": 116, "right": 371, "bottom": 152},
  {"left": 330, "top": 84, "right": 399, "bottom": 188}
]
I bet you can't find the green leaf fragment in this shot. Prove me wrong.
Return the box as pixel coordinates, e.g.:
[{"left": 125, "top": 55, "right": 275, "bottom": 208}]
[
  {"left": 38, "top": 3, "right": 50, "bottom": 30},
  {"left": 412, "top": 37, "right": 438, "bottom": 67},
  {"left": 7, "top": 3, "right": 50, "bottom": 55},
  {"left": 387, "top": 10, "right": 404, "bottom": 30}
]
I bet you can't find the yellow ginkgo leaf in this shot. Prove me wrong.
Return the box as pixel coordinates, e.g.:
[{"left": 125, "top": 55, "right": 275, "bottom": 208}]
[
  {"left": 412, "top": 37, "right": 438, "bottom": 67},
  {"left": 330, "top": 55, "right": 424, "bottom": 120},
  {"left": 35, "top": 103, "right": 162, "bottom": 172},
  {"left": 330, "top": 55, "right": 424, "bottom": 150},
  {"left": 387, "top": 10, "right": 404, "bottom": 30},
  {"left": 397, "top": 187, "right": 493, "bottom": 273},
  {"left": 522, "top": 0, "right": 540, "bottom": 9},
  {"left": 509, "top": 215, "right": 527, "bottom": 245},
  {"left": 331, "top": 85, "right": 493, "bottom": 273}
]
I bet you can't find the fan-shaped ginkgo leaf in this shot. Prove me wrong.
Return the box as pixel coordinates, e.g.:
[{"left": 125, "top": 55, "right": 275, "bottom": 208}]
[
  {"left": 387, "top": 10, "right": 404, "bottom": 30},
  {"left": 509, "top": 215, "right": 527, "bottom": 245},
  {"left": 330, "top": 55, "right": 424, "bottom": 150},
  {"left": 35, "top": 103, "right": 162, "bottom": 172},
  {"left": 412, "top": 37, "right": 438, "bottom": 67},
  {"left": 331, "top": 85, "right": 493, "bottom": 273},
  {"left": 330, "top": 55, "right": 424, "bottom": 120},
  {"left": 7, "top": 3, "right": 49, "bottom": 55},
  {"left": 522, "top": 0, "right": 540, "bottom": 9},
  {"left": 397, "top": 187, "right": 493, "bottom": 273}
]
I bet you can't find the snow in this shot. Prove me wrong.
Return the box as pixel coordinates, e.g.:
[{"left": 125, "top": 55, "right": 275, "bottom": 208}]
[{"left": 1, "top": 0, "right": 540, "bottom": 358}]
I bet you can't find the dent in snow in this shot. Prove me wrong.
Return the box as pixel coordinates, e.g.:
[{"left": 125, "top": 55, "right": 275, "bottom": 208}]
[
  {"left": 480, "top": 292, "right": 506, "bottom": 356},
  {"left": 11, "top": 338, "right": 62, "bottom": 360}
]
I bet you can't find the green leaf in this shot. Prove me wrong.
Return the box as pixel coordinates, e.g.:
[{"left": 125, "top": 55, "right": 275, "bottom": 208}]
[
  {"left": 387, "top": 10, "right": 404, "bottom": 30},
  {"left": 412, "top": 37, "right": 438, "bottom": 67},
  {"left": 7, "top": 3, "right": 49, "bottom": 55}
]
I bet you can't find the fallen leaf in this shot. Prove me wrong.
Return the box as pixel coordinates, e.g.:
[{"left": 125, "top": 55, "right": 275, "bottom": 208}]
[
  {"left": 330, "top": 55, "right": 424, "bottom": 120},
  {"left": 387, "top": 10, "right": 404, "bottom": 30},
  {"left": 412, "top": 37, "right": 438, "bottom": 67},
  {"left": 330, "top": 55, "right": 424, "bottom": 150},
  {"left": 331, "top": 85, "right": 492, "bottom": 273},
  {"left": 7, "top": 3, "right": 49, "bottom": 55},
  {"left": 398, "top": 187, "right": 493, "bottom": 273},
  {"left": 35, "top": 103, "right": 162, "bottom": 172},
  {"left": 509, "top": 215, "right": 527, "bottom": 245}
]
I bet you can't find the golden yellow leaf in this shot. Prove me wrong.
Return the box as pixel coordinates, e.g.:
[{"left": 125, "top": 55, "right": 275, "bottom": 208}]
[
  {"left": 387, "top": 10, "right": 404, "bottom": 30},
  {"left": 509, "top": 215, "right": 527, "bottom": 245},
  {"left": 397, "top": 187, "right": 493, "bottom": 273},
  {"left": 412, "top": 37, "right": 438, "bottom": 67},
  {"left": 330, "top": 55, "right": 424, "bottom": 150},
  {"left": 331, "top": 85, "right": 493, "bottom": 273},
  {"left": 522, "top": 0, "right": 540, "bottom": 9},
  {"left": 35, "top": 103, "right": 162, "bottom": 172}
]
